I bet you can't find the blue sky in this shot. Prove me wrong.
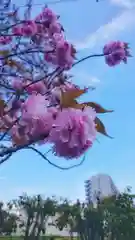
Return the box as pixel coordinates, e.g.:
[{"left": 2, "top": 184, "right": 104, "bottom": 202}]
[{"left": 0, "top": 0, "right": 135, "bottom": 202}]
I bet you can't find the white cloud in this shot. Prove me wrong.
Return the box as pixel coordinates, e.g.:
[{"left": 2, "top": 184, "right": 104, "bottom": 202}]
[
  {"left": 72, "top": 71, "right": 100, "bottom": 87},
  {"left": 110, "top": 0, "right": 135, "bottom": 9},
  {"left": 75, "top": 9, "right": 135, "bottom": 51}
]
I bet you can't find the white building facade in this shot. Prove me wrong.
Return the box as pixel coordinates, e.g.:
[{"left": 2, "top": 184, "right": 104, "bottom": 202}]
[{"left": 85, "top": 173, "right": 119, "bottom": 204}]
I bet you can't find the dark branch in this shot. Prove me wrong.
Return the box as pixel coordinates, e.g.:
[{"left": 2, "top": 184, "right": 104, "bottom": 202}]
[
  {"left": 73, "top": 53, "right": 104, "bottom": 67},
  {"left": 26, "top": 146, "right": 86, "bottom": 170},
  {"left": 0, "top": 153, "right": 12, "bottom": 165},
  {"left": 0, "top": 133, "right": 49, "bottom": 160}
]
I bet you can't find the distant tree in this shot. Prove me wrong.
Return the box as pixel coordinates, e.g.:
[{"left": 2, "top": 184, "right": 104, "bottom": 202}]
[
  {"left": 56, "top": 199, "right": 80, "bottom": 239},
  {"left": 0, "top": 201, "right": 18, "bottom": 236},
  {"left": 100, "top": 187, "right": 135, "bottom": 240},
  {"left": 56, "top": 188, "right": 135, "bottom": 240},
  {"left": 0, "top": 187, "right": 135, "bottom": 239},
  {"left": 11, "top": 194, "right": 57, "bottom": 240}
]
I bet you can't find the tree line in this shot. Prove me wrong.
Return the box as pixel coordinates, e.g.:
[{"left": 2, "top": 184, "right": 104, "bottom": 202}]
[{"left": 0, "top": 187, "right": 135, "bottom": 240}]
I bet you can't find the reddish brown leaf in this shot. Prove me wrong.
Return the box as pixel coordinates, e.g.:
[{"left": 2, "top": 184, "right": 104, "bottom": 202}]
[
  {"left": 5, "top": 59, "right": 28, "bottom": 73},
  {"left": 60, "top": 88, "right": 86, "bottom": 108},
  {"left": 69, "top": 102, "right": 86, "bottom": 109},
  {"left": 84, "top": 102, "right": 113, "bottom": 113},
  {"left": 6, "top": 59, "right": 21, "bottom": 68},
  {"left": 12, "top": 135, "right": 26, "bottom": 146},
  {"left": 95, "top": 117, "right": 112, "bottom": 138},
  {"left": 0, "top": 99, "right": 6, "bottom": 116}
]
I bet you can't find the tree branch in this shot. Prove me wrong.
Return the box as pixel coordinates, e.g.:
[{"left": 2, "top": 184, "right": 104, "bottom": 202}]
[
  {"left": 0, "top": 153, "right": 12, "bottom": 165},
  {"left": 26, "top": 146, "right": 86, "bottom": 170},
  {"left": 73, "top": 53, "right": 104, "bottom": 67},
  {"left": 0, "top": 137, "right": 86, "bottom": 169},
  {"left": 47, "top": 53, "right": 105, "bottom": 86},
  {"left": 0, "top": 133, "right": 49, "bottom": 160},
  {"left": 0, "top": 49, "right": 53, "bottom": 60}
]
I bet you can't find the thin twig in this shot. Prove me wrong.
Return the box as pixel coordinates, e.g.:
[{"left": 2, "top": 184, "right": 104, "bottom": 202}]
[
  {"left": 0, "top": 49, "right": 53, "bottom": 60},
  {"left": 0, "top": 137, "right": 86, "bottom": 168},
  {"left": 0, "top": 118, "right": 20, "bottom": 142},
  {"left": 0, "top": 153, "right": 12, "bottom": 165},
  {"left": 25, "top": 146, "right": 86, "bottom": 170},
  {"left": 47, "top": 53, "right": 105, "bottom": 86},
  {"left": 73, "top": 53, "right": 104, "bottom": 66},
  {"left": 0, "top": 133, "right": 49, "bottom": 159}
]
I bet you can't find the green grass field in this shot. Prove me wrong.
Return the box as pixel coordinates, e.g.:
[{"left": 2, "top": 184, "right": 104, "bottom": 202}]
[
  {"left": 0, "top": 238, "right": 53, "bottom": 240},
  {"left": 0, "top": 237, "right": 72, "bottom": 240}
]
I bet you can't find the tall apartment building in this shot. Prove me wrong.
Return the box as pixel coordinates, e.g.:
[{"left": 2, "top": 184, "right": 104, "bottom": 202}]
[{"left": 84, "top": 173, "right": 119, "bottom": 204}]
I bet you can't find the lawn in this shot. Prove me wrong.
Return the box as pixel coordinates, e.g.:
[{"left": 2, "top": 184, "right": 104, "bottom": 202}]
[{"left": 0, "top": 237, "right": 72, "bottom": 240}]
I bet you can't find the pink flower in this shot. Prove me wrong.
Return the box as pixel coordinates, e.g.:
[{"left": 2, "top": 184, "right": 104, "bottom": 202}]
[
  {"left": 53, "top": 33, "right": 64, "bottom": 42},
  {"left": 103, "top": 41, "right": 131, "bottom": 66},
  {"left": 44, "top": 52, "right": 57, "bottom": 65},
  {"left": 21, "top": 94, "right": 57, "bottom": 139},
  {"left": 49, "top": 107, "right": 97, "bottom": 159},
  {"left": 11, "top": 124, "right": 30, "bottom": 145},
  {"left": 12, "top": 78, "right": 24, "bottom": 90},
  {"left": 26, "top": 81, "right": 47, "bottom": 94},
  {"left": 41, "top": 7, "right": 57, "bottom": 22},
  {"left": 2, "top": 114, "right": 13, "bottom": 127},
  {"left": 62, "top": 81, "right": 78, "bottom": 91},
  {"left": 0, "top": 36, "right": 12, "bottom": 45},
  {"left": 36, "top": 23, "right": 45, "bottom": 34},
  {"left": 56, "top": 40, "right": 75, "bottom": 69},
  {"left": 51, "top": 82, "right": 77, "bottom": 100},
  {"left": 45, "top": 40, "right": 75, "bottom": 69},
  {"left": 21, "top": 20, "right": 37, "bottom": 37},
  {"left": 22, "top": 94, "right": 49, "bottom": 121},
  {"left": 49, "top": 21, "right": 62, "bottom": 35},
  {"left": 12, "top": 26, "right": 22, "bottom": 36}
]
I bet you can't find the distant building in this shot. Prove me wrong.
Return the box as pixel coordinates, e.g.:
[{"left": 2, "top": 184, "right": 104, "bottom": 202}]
[
  {"left": 11, "top": 208, "right": 73, "bottom": 236},
  {"left": 84, "top": 173, "right": 119, "bottom": 204}
]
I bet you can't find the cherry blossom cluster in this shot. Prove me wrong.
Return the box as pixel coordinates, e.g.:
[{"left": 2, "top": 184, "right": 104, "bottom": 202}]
[{"left": 0, "top": 5, "right": 131, "bottom": 160}]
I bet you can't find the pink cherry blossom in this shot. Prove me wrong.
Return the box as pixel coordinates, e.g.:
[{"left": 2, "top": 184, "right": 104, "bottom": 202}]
[
  {"left": 11, "top": 124, "right": 30, "bottom": 145},
  {"left": 55, "top": 40, "right": 75, "bottom": 69},
  {"left": 26, "top": 81, "right": 47, "bottom": 94},
  {"left": 45, "top": 40, "right": 75, "bottom": 69},
  {"left": 0, "top": 36, "right": 12, "bottom": 45},
  {"left": 12, "top": 26, "right": 22, "bottom": 36},
  {"left": 0, "top": 4, "right": 129, "bottom": 161},
  {"left": 2, "top": 114, "right": 13, "bottom": 128},
  {"left": 21, "top": 94, "right": 57, "bottom": 139},
  {"left": 49, "top": 21, "right": 62, "bottom": 35},
  {"left": 49, "top": 107, "right": 97, "bottom": 159},
  {"left": 41, "top": 7, "right": 57, "bottom": 22},
  {"left": 103, "top": 41, "right": 131, "bottom": 66},
  {"left": 44, "top": 52, "right": 57, "bottom": 64},
  {"left": 12, "top": 78, "right": 24, "bottom": 90},
  {"left": 21, "top": 20, "right": 37, "bottom": 37},
  {"left": 22, "top": 94, "right": 49, "bottom": 121},
  {"left": 53, "top": 33, "right": 64, "bottom": 43},
  {"left": 36, "top": 23, "right": 45, "bottom": 34}
]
